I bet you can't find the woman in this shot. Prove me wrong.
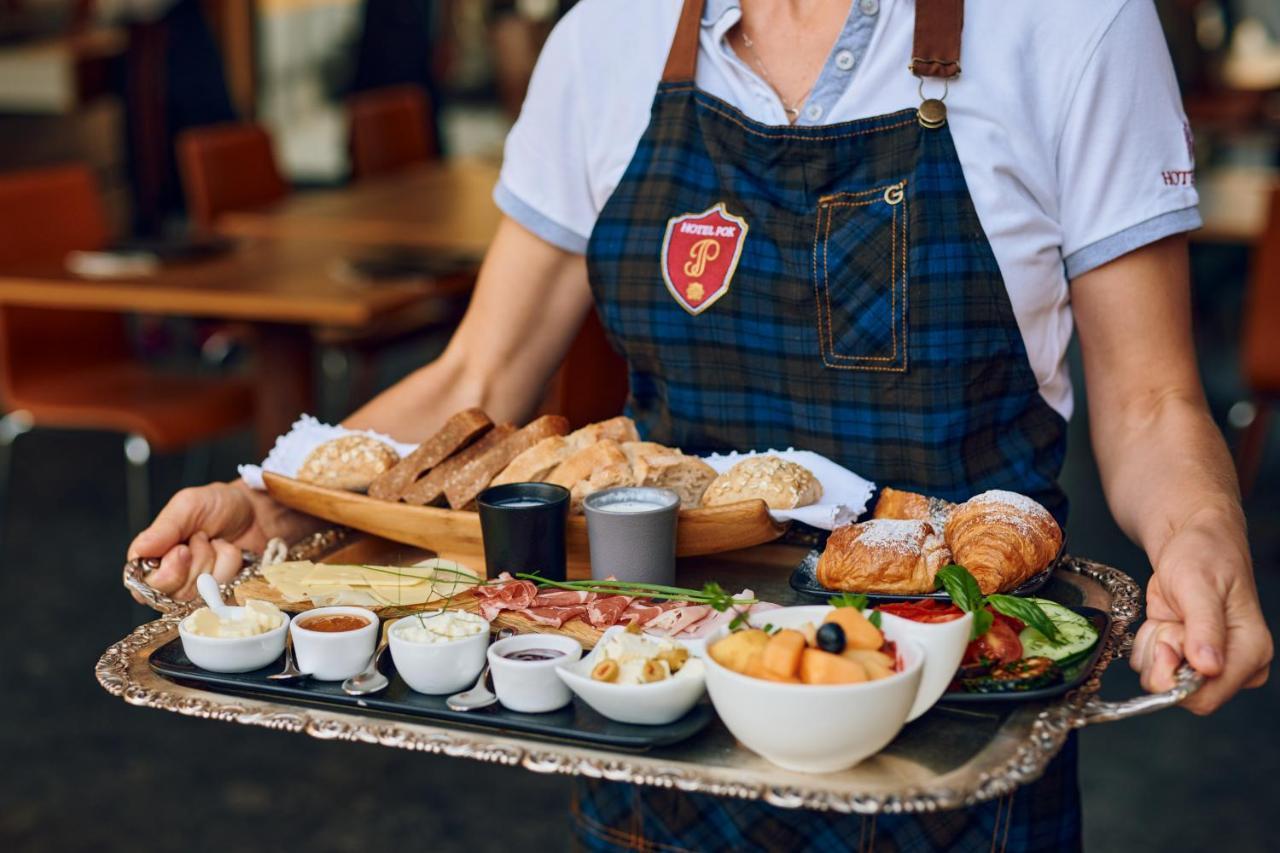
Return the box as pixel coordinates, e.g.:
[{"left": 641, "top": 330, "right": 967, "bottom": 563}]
[{"left": 131, "top": 0, "right": 1272, "bottom": 849}]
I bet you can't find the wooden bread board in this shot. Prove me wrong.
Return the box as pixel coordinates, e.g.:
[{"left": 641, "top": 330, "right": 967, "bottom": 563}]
[
  {"left": 233, "top": 578, "right": 605, "bottom": 648},
  {"left": 262, "top": 472, "right": 788, "bottom": 579}
]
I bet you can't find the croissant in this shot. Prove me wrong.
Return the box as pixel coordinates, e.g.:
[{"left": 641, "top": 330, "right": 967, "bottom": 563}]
[
  {"left": 817, "top": 519, "right": 952, "bottom": 595},
  {"left": 944, "top": 490, "right": 1062, "bottom": 594},
  {"left": 873, "top": 486, "right": 956, "bottom": 531}
]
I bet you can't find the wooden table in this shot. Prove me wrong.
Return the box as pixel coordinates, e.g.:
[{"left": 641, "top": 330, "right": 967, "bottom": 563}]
[
  {"left": 216, "top": 160, "right": 503, "bottom": 256},
  {"left": 0, "top": 239, "right": 448, "bottom": 448}
]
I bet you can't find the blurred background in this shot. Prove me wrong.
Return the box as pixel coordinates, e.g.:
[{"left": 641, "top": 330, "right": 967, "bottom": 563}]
[{"left": 0, "top": 1, "right": 1276, "bottom": 851}]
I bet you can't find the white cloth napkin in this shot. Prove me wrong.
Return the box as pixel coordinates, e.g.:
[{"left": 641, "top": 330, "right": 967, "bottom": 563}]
[
  {"left": 238, "top": 415, "right": 415, "bottom": 490},
  {"left": 699, "top": 448, "right": 875, "bottom": 530}
]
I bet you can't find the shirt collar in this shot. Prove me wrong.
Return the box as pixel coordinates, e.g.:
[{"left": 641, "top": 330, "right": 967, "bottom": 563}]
[{"left": 703, "top": 0, "right": 743, "bottom": 43}]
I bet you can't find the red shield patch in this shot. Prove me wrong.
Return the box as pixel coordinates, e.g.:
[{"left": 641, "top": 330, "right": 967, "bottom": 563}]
[{"left": 660, "top": 203, "right": 748, "bottom": 315}]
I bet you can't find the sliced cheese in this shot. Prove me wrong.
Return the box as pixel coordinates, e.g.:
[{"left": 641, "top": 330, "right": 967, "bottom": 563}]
[{"left": 262, "top": 559, "right": 478, "bottom": 607}]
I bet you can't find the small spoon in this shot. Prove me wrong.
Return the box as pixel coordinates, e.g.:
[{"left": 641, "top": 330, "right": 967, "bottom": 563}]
[
  {"left": 196, "top": 573, "right": 241, "bottom": 619},
  {"left": 343, "top": 634, "right": 391, "bottom": 696},
  {"left": 446, "top": 628, "right": 515, "bottom": 712},
  {"left": 267, "top": 629, "right": 307, "bottom": 682}
]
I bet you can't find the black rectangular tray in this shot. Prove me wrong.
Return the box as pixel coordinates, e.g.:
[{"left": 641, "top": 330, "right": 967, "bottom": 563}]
[
  {"left": 938, "top": 606, "right": 1110, "bottom": 704},
  {"left": 149, "top": 639, "right": 713, "bottom": 750}
]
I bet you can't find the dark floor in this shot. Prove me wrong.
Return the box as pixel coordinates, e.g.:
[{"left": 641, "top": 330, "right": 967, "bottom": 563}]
[{"left": 2, "top": 251, "right": 1277, "bottom": 852}]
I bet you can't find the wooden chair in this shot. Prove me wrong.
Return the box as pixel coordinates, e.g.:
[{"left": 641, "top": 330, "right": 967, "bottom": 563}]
[
  {"left": 176, "top": 121, "right": 288, "bottom": 230},
  {"left": 1237, "top": 184, "right": 1280, "bottom": 497},
  {"left": 348, "top": 85, "right": 438, "bottom": 180},
  {"left": 0, "top": 164, "right": 255, "bottom": 535}
]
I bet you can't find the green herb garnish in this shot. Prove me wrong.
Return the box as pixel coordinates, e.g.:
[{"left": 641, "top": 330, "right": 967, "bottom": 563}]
[
  {"left": 934, "top": 564, "right": 1062, "bottom": 643},
  {"left": 829, "top": 591, "right": 869, "bottom": 610}
]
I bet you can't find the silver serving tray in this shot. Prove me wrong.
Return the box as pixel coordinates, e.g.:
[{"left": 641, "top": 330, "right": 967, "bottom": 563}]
[{"left": 103, "top": 531, "right": 1201, "bottom": 814}]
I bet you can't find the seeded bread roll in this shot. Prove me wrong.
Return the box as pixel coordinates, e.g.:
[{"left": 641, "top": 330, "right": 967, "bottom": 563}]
[
  {"left": 297, "top": 435, "right": 400, "bottom": 492},
  {"left": 701, "top": 455, "right": 822, "bottom": 510},
  {"left": 621, "top": 441, "right": 716, "bottom": 508}
]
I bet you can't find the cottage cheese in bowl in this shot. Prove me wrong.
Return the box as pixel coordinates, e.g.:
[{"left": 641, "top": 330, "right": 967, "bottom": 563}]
[
  {"left": 392, "top": 610, "right": 488, "bottom": 644},
  {"left": 389, "top": 609, "right": 491, "bottom": 694}
]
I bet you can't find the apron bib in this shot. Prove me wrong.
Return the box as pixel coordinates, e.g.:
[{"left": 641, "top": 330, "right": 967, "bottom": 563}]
[{"left": 576, "top": 0, "right": 1078, "bottom": 848}]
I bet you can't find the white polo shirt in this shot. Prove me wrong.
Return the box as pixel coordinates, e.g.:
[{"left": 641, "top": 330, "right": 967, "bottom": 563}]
[{"left": 495, "top": 0, "right": 1201, "bottom": 419}]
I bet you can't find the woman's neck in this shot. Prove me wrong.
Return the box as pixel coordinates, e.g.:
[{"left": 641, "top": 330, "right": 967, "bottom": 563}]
[{"left": 729, "top": 0, "right": 852, "bottom": 121}]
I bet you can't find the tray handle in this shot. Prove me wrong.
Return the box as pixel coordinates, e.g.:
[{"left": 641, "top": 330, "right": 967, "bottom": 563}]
[
  {"left": 123, "top": 538, "right": 290, "bottom": 614},
  {"left": 1075, "top": 663, "right": 1204, "bottom": 725}
]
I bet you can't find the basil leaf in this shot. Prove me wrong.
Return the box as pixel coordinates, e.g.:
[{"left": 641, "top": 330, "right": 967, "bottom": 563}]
[
  {"left": 971, "top": 608, "right": 994, "bottom": 641},
  {"left": 934, "top": 564, "right": 984, "bottom": 614},
  {"left": 986, "top": 594, "right": 1062, "bottom": 643},
  {"left": 830, "top": 592, "right": 868, "bottom": 610},
  {"left": 868, "top": 610, "right": 882, "bottom": 629}
]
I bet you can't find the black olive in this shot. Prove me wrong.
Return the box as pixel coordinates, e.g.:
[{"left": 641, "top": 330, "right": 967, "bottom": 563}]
[{"left": 816, "top": 622, "right": 846, "bottom": 653}]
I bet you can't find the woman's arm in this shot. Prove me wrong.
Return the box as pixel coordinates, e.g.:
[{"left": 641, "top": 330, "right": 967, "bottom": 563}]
[
  {"left": 346, "top": 216, "right": 593, "bottom": 438},
  {"left": 1072, "top": 234, "right": 1272, "bottom": 713},
  {"left": 129, "top": 216, "right": 591, "bottom": 598}
]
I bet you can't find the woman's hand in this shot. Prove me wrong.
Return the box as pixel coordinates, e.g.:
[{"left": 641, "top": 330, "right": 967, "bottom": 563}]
[
  {"left": 1130, "top": 506, "right": 1272, "bottom": 714},
  {"left": 127, "top": 480, "right": 319, "bottom": 601}
]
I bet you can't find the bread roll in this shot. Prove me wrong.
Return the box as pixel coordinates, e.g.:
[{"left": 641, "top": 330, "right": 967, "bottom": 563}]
[
  {"left": 873, "top": 487, "right": 955, "bottom": 530},
  {"left": 546, "top": 439, "right": 633, "bottom": 511},
  {"left": 816, "top": 519, "right": 951, "bottom": 594},
  {"left": 621, "top": 442, "right": 716, "bottom": 507},
  {"left": 701, "top": 455, "right": 822, "bottom": 510},
  {"left": 564, "top": 416, "right": 640, "bottom": 451},
  {"left": 944, "top": 490, "right": 1062, "bottom": 594},
  {"left": 297, "top": 435, "right": 400, "bottom": 492}
]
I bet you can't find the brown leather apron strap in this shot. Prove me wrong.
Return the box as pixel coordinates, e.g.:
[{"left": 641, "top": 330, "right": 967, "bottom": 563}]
[
  {"left": 911, "top": 0, "right": 963, "bottom": 78},
  {"left": 661, "top": 0, "right": 706, "bottom": 83}
]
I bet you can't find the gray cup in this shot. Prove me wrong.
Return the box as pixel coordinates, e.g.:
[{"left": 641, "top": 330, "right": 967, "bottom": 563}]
[{"left": 582, "top": 487, "right": 680, "bottom": 584}]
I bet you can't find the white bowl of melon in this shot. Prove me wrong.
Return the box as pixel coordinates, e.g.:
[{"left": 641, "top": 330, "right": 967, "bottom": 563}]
[{"left": 703, "top": 605, "right": 971, "bottom": 773}]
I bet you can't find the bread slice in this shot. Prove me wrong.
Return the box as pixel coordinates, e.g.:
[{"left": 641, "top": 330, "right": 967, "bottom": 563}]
[
  {"left": 443, "top": 414, "right": 571, "bottom": 509},
  {"left": 367, "top": 408, "right": 492, "bottom": 500},
  {"left": 400, "top": 424, "right": 515, "bottom": 506},
  {"left": 701, "top": 455, "right": 822, "bottom": 510},
  {"left": 621, "top": 441, "right": 716, "bottom": 508},
  {"left": 491, "top": 435, "right": 572, "bottom": 486},
  {"left": 547, "top": 439, "right": 634, "bottom": 512},
  {"left": 564, "top": 416, "right": 640, "bottom": 452}
]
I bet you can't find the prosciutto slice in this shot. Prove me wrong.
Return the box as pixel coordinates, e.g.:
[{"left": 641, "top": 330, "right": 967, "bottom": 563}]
[{"left": 471, "top": 577, "right": 778, "bottom": 637}]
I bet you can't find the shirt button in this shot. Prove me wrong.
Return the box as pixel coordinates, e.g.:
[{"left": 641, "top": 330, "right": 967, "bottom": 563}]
[
  {"left": 805, "top": 103, "right": 823, "bottom": 121},
  {"left": 835, "top": 49, "right": 856, "bottom": 71},
  {"left": 860, "top": 0, "right": 879, "bottom": 15}
]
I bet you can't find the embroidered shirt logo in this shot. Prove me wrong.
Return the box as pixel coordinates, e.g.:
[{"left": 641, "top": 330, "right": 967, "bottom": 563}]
[{"left": 661, "top": 203, "right": 748, "bottom": 315}]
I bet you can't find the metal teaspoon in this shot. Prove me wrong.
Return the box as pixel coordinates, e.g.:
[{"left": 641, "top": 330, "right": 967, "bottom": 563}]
[{"left": 446, "top": 628, "right": 515, "bottom": 711}]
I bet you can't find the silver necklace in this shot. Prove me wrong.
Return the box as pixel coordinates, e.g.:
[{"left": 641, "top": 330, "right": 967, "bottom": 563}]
[{"left": 740, "top": 29, "right": 812, "bottom": 123}]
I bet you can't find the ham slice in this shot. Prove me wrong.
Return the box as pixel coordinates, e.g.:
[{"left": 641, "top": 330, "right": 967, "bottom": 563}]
[
  {"left": 523, "top": 605, "right": 589, "bottom": 628},
  {"left": 586, "top": 595, "right": 633, "bottom": 629},
  {"left": 472, "top": 573, "right": 538, "bottom": 620},
  {"left": 643, "top": 604, "right": 712, "bottom": 637},
  {"left": 532, "top": 590, "right": 594, "bottom": 607},
  {"left": 676, "top": 590, "right": 782, "bottom": 638}
]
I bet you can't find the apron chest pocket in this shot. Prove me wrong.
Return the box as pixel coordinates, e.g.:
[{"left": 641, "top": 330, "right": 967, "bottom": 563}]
[{"left": 812, "top": 182, "right": 908, "bottom": 372}]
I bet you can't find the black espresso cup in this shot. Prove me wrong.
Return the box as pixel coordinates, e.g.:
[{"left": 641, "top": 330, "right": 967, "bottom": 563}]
[{"left": 476, "top": 482, "right": 571, "bottom": 581}]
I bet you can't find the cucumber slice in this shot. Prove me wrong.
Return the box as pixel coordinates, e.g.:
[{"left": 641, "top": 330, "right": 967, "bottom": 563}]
[{"left": 1018, "top": 599, "right": 1099, "bottom": 665}]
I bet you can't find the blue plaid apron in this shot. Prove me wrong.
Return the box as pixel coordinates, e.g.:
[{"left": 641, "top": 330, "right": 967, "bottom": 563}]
[{"left": 577, "top": 0, "right": 1079, "bottom": 849}]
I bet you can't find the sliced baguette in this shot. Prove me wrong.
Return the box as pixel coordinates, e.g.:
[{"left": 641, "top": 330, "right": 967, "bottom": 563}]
[
  {"left": 564, "top": 416, "right": 640, "bottom": 451},
  {"left": 491, "top": 435, "right": 572, "bottom": 486},
  {"left": 367, "top": 408, "right": 492, "bottom": 500}
]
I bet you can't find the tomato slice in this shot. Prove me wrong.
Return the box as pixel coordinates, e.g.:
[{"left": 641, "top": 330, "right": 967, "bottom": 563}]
[
  {"left": 878, "top": 599, "right": 965, "bottom": 623},
  {"left": 965, "top": 618, "right": 1023, "bottom": 665}
]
